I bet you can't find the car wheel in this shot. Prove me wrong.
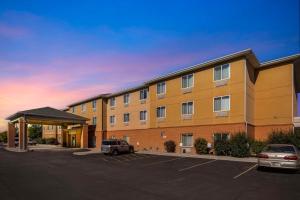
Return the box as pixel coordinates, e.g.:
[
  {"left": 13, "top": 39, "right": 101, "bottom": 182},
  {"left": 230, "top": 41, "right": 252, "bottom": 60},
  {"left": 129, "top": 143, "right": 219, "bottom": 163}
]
[
  {"left": 129, "top": 147, "right": 134, "bottom": 154},
  {"left": 112, "top": 149, "right": 119, "bottom": 156}
]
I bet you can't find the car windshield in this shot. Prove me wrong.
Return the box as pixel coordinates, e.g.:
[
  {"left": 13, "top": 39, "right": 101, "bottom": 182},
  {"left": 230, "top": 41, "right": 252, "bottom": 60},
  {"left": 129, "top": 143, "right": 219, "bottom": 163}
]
[
  {"left": 264, "top": 145, "right": 295, "bottom": 153},
  {"left": 102, "top": 141, "right": 117, "bottom": 145}
]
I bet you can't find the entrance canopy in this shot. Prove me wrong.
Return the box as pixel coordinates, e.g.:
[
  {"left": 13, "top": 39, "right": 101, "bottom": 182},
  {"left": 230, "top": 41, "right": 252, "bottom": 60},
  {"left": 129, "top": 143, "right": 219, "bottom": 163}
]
[
  {"left": 6, "top": 107, "right": 88, "bottom": 126},
  {"left": 6, "top": 107, "right": 89, "bottom": 151}
]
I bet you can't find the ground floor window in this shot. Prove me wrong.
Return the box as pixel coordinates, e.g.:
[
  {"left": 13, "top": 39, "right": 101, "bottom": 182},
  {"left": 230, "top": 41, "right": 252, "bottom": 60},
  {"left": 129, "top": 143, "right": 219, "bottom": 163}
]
[
  {"left": 181, "top": 133, "right": 193, "bottom": 147},
  {"left": 213, "top": 133, "right": 229, "bottom": 141},
  {"left": 123, "top": 136, "right": 130, "bottom": 143}
]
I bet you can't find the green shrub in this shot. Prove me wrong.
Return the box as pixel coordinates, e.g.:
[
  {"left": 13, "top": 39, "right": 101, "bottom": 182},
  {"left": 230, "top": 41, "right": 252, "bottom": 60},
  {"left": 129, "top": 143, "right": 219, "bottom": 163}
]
[
  {"left": 35, "top": 137, "right": 44, "bottom": 144},
  {"left": 230, "top": 132, "right": 250, "bottom": 157},
  {"left": 267, "top": 130, "right": 290, "bottom": 144},
  {"left": 214, "top": 140, "right": 231, "bottom": 156},
  {"left": 194, "top": 138, "right": 208, "bottom": 154},
  {"left": 250, "top": 140, "right": 266, "bottom": 155},
  {"left": 164, "top": 140, "right": 176, "bottom": 153},
  {"left": 287, "top": 131, "right": 300, "bottom": 149},
  {"left": 45, "top": 138, "right": 58, "bottom": 145},
  {"left": 0, "top": 131, "right": 7, "bottom": 143}
]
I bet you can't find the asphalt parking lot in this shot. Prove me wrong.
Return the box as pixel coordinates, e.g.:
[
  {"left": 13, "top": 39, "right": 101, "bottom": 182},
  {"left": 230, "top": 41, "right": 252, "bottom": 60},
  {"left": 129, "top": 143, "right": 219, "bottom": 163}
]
[{"left": 0, "top": 148, "right": 299, "bottom": 200}]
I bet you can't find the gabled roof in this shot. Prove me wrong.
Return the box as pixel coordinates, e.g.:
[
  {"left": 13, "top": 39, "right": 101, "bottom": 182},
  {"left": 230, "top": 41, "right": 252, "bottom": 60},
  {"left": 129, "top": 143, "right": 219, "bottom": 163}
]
[
  {"left": 145, "top": 49, "right": 259, "bottom": 84},
  {"left": 67, "top": 93, "right": 111, "bottom": 107},
  {"left": 260, "top": 53, "right": 300, "bottom": 68},
  {"left": 6, "top": 107, "right": 88, "bottom": 123}
]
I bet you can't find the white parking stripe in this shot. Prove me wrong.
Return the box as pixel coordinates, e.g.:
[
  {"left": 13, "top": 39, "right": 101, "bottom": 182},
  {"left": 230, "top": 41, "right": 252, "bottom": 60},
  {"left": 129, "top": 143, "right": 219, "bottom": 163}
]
[
  {"left": 178, "top": 160, "right": 217, "bottom": 172},
  {"left": 233, "top": 164, "right": 257, "bottom": 179},
  {"left": 143, "top": 157, "right": 185, "bottom": 167},
  {"left": 102, "top": 158, "right": 108, "bottom": 162}
]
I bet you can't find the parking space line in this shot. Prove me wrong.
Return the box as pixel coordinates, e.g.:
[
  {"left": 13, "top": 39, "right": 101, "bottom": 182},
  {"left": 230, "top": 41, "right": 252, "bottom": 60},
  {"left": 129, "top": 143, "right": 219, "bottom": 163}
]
[
  {"left": 102, "top": 158, "right": 108, "bottom": 162},
  {"left": 143, "top": 157, "right": 185, "bottom": 167},
  {"left": 233, "top": 164, "right": 257, "bottom": 179},
  {"left": 178, "top": 159, "right": 217, "bottom": 172}
]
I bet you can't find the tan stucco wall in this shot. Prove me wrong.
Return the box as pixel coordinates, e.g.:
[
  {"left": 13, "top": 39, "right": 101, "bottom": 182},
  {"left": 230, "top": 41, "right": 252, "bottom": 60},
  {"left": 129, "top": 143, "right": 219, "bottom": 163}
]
[
  {"left": 148, "top": 59, "right": 246, "bottom": 128},
  {"left": 106, "top": 89, "right": 150, "bottom": 131},
  {"left": 254, "top": 63, "right": 294, "bottom": 126}
]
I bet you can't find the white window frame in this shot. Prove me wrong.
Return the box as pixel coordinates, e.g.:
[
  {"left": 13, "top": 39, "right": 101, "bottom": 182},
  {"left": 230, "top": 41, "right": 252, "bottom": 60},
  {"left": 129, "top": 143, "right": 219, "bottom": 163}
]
[
  {"left": 71, "top": 107, "right": 75, "bottom": 113},
  {"left": 124, "top": 93, "right": 130, "bottom": 105},
  {"left": 81, "top": 103, "right": 86, "bottom": 113},
  {"left": 92, "top": 116, "right": 97, "bottom": 125},
  {"left": 156, "top": 106, "right": 166, "bottom": 118},
  {"left": 181, "top": 133, "right": 193, "bottom": 147},
  {"left": 110, "top": 115, "right": 116, "bottom": 125},
  {"left": 181, "top": 74, "right": 194, "bottom": 89},
  {"left": 213, "top": 63, "right": 231, "bottom": 82},
  {"left": 92, "top": 100, "right": 97, "bottom": 111},
  {"left": 156, "top": 81, "right": 166, "bottom": 95},
  {"left": 140, "top": 88, "right": 148, "bottom": 100},
  {"left": 213, "top": 95, "right": 231, "bottom": 112},
  {"left": 110, "top": 97, "right": 116, "bottom": 107},
  {"left": 181, "top": 101, "right": 194, "bottom": 116},
  {"left": 123, "top": 113, "right": 130, "bottom": 123},
  {"left": 139, "top": 110, "right": 147, "bottom": 121}
]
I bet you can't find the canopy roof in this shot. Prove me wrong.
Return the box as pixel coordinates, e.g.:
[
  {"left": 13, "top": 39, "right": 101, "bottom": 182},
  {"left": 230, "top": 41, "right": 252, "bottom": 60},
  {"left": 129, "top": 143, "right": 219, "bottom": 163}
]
[{"left": 6, "top": 107, "right": 89, "bottom": 125}]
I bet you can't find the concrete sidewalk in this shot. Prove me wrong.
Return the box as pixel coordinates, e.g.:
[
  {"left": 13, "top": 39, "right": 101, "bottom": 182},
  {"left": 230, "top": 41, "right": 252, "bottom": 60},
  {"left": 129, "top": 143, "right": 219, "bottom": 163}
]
[
  {"left": 137, "top": 151, "right": 257, "bottom": 163},
  {"left": 73, "top": 148, "right": 101, "bottom": 155}
]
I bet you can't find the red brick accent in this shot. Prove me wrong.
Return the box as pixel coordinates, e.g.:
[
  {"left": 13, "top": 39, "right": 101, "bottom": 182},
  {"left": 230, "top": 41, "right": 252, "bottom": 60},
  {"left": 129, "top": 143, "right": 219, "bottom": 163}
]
[
  {"left": 254, "top": 124, "right": 294, "bottom": 141},
  {"left": 106, "top": 123, "right": 246, "bottom": 153},
  {"left": 7, "top": 123, "right": 15, "bottom": 148}
]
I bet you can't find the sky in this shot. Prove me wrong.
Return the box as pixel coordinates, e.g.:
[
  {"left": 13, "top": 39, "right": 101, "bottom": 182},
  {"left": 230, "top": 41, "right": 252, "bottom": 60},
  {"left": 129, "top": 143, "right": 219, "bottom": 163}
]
[{"left": 0, "top": 0, "right": 299, "bottom": 131}]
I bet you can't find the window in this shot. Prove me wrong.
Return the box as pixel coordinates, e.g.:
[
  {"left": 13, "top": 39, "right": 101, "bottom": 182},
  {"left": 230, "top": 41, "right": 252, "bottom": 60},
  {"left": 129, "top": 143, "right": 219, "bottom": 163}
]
[
  {"left": 213, "top": 133, "right": 229, "bottom": 142},
  {"left": 71, "top": 107, "right": 75, "bottom": 113},
  {"left": 182, "top": 102, "right": 193, "bottom": 115},
  {"left": 140, "top": 110, "right": 147, "bottom": 121},
  {"left": 156, "top": 106, "right": 166, "bottom": 118},
  {"left": 110, "top": 115, "right": 116, "bottom": 125},
  {"left": 110, "top": 97, "right": 116, "bottom": 107},
  {"left": 140, "top": 89, "right": 148, "bottom": 100},
  {"left": 157, "top": 82, "right": 166, "bottom": 95},
  {"left": 214, "top": 96, "right": 230, "bottom": 112},
  {"left": 181, "top": 133, "right": 193, "bottom": 147},
  {"left": 123, "top": 113, "right": 130, "bottom": 123},
  {"left": 124, "top": 94, "right": 130, "bottom": 104},
  {"left": 92, "top": 117, "right": 97, "bottom": 125},
  {"left": 214, "top": 63, "right": 230, "bottom": 81},
  {"left": 81, "top": 103, "right": 86, "bottom": 112},
  {"left": 92, "top": 100, "right": 97, "bottom": 110},
  {"left": 182, "top": 74, "right": 193, "bottom": 88}
]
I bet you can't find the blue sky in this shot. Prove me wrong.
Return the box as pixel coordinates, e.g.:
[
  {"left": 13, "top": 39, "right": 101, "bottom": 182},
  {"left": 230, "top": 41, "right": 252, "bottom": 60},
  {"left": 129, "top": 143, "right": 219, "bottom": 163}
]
[{"left": 0, "top": 0, "right": 299, "bottom": 130}]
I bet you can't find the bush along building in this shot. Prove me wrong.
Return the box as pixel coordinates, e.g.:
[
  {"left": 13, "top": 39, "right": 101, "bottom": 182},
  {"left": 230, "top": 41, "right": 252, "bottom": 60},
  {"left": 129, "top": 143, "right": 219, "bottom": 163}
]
[{"left": 43, "top": 49, "right": 300, "bottom": 153}]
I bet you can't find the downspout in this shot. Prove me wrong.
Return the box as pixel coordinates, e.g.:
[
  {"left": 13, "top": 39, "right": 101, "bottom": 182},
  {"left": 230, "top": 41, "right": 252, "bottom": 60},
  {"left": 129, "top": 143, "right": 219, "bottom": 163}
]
[{"left": 244, "top": 59, "right": 248, "bottom": 137}]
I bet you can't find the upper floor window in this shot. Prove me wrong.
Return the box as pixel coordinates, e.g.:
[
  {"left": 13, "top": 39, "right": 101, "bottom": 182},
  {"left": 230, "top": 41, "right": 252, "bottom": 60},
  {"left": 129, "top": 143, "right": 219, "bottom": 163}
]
[
  {"left": 156, "top": 106, "right": 166, "bottom": 118},
  {"left": 110, "top": 115, "right": 116, "bottom": 125},
  {"left": 214, "top": 96, "right": 230, "bottom": 112},
  {"left": 92, "top": 117, "right": 97, "bottom": 125},
  {"left": 140, "top": 110, "right": 147, "bottom": 121},
  {"left": 182, "top": 102, "right": 193, "bottom": 115},
  {"left": 110, "top": 97, "right": 116, "bottom": 107},
  {"left": 81, "top": 103, "right": 86, "bottom": 112},
  {"left": 140, "top": 89, "right": 148, "bottom": 100},
  {"left": 123, "top": 113, "right": 130, "bottom": 123},
  {"left": 157, "top": 82, "right": 166, "bottom": 95},
  {"left": 182, "top": 74, "right": 193, "bottom": 89},
  {"left": 71, "top": 107, "right": 75, "bottom": 113},
  {"left": 124, "top": 94, "right": 130, "bottom": 105},
  {"left": 92, "top": 100, "right": 97, "bottom": 110},
  {"left": 214, "top": 63, "right": 230, "bottom": 81}
]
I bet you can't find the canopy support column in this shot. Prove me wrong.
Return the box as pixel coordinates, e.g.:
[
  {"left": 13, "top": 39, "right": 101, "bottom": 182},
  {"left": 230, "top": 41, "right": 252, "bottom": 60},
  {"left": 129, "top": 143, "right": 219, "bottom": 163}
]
[
  {"left": 7, "top": 122, "right": 15, "bottom": 148},
  {"left": 19, "top": 117, "right": 27, "bottom": 151},
  {"left": 81, "top": 124, "right": 88, "bottom": 148}
]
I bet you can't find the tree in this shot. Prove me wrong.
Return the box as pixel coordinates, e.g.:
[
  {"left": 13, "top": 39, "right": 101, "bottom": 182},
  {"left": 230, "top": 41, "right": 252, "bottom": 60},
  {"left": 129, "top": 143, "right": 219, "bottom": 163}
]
[
  {"left": 0, "top": 131, "right": 7, "bottom": 143},
  {"left": 28, "top": 125, "right": 42, "bottom": 140}
]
